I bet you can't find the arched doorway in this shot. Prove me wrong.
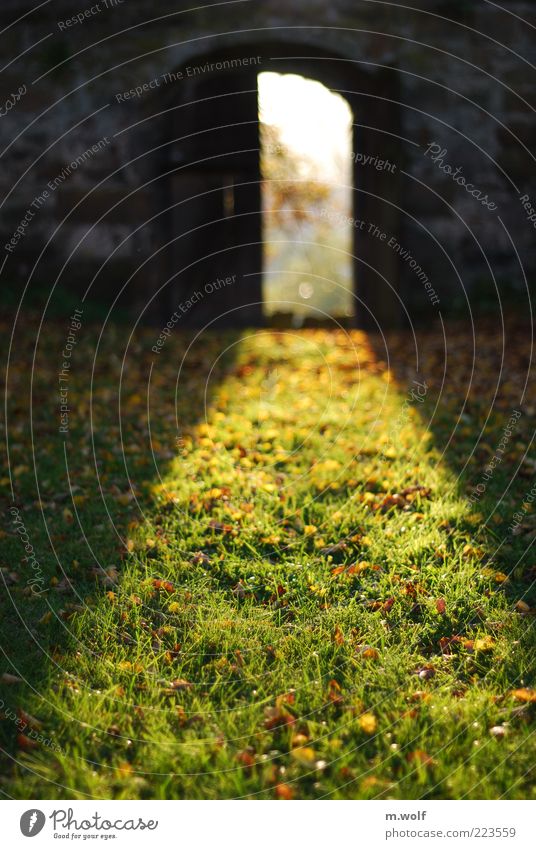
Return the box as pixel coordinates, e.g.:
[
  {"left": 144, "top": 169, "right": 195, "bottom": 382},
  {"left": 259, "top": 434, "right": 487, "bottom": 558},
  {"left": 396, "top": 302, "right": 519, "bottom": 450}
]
[{"left": 154, "top": 42, "right": 401, "bottom": 328}]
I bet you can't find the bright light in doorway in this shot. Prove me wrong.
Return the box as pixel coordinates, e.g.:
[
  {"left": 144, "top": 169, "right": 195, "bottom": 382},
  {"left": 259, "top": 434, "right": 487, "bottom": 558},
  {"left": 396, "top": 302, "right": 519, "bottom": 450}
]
[{"left": 258, "top": 72, "right": 353, "bottom": 182}]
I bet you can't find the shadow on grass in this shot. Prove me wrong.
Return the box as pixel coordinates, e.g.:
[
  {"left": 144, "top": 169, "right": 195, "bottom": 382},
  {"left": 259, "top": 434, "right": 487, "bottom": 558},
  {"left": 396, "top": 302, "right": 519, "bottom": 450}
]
[
  {"left": 0, "top": 315, "right": 241, "bottom": 791},
  {"left": 365, "top": 311, "right": 536, "bottom": 684}
]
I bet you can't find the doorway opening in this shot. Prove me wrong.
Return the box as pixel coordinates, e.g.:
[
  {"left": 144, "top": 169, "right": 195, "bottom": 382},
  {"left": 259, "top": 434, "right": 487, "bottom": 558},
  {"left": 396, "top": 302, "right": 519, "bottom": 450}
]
[
  {"left": 156, "top": 43, "right": 400, "bottom": 328},
  {"left": 258, "top": 71, "right": 354, "bottom": 326}
]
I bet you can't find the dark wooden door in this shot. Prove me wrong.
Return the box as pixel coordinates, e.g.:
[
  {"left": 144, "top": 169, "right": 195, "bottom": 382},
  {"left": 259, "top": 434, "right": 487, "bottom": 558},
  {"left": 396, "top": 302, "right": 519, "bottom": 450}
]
[{"left": 164, "top": 69, "right": 263, "bottom": 327}]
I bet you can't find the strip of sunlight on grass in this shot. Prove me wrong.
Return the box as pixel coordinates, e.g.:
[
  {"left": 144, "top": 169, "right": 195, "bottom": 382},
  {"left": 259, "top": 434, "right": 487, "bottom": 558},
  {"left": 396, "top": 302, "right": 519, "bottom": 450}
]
[
  {"left": 9, "top": 325, "right": 533, "bottom": 799},
  {"left": 258, "top": 72, "right": 354, "bottom": 324}
]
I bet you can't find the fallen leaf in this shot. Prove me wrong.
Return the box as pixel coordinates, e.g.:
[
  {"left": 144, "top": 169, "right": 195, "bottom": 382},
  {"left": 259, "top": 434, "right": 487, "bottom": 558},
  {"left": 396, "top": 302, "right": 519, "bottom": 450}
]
[
  {"left": 16, "top": 734, "right": 38, "bottom": 750},
  {"left": 1, "top": 673, "right": 23, "bottom": 684},
  {"left": 168, "top": 679, "right": 192, "bottom": 691},
  {"left": 407, "top": 749, "right": 435, "bottom": 767},
  {"left": 192, "top": 552, "right": 211, "bottom": 565},
  {"left": 291, "top": 746, "right": 316, "bottom": 764},
  {"left": 275, "top": 692, "right": 295, "bottom": 709},
  {"left": 408, "top": 690, "right": 431, "bottom": 703},
  {"left": 153, "top": 579, "right": 175, "bottom": 593},
  {"left": 474, "top": 636, "right": 495, "bottom": 652},
  {"left": 18, "top": 709, "right": 42, "bottom": 730},
  {"left": 275, "top": 783, "right": 294, "bottom": 800},
  {"left": 236, "top": 748, "right": 256, "bottom": 768},
  {"left": 358, "top": 712, "right": 377, "bottom": 734},
  {"left": 209, "top": 520, "right": 233, "bottom": 534},
  {"left": 356, "top": 645, "right": 379, "bottom": 660},
  {"left": 511, "top": 688, "right": 536, "bottom": 703},
  {"left": 115, "top": 762, "right": 133, "bottom": 776},
  {"left": 333, "top": 626, "right": 345, "bottom": 645},
  {"left": 328, "top": 679, "right": 343, "bottom": 705},
  {"left": 264, "top": 701, "right": 295, "bottom": 729},
  {"left": 54, "top": 576, "right": 75, "bottom": 594},
  {"left": 493, "top": 572, "right": 508, "bottom": 583}
]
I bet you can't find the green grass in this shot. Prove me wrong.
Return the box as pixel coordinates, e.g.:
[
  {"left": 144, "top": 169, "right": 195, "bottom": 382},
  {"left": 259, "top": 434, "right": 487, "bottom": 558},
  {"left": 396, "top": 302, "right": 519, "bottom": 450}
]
[{"left": 1, "top": 318, "right": 535, "bottom": 799}]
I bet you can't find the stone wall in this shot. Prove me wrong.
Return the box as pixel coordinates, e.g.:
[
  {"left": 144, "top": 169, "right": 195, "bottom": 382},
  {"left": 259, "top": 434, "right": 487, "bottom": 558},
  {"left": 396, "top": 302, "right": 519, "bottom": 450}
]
[{"left": 1, "top": 0, "right": 535, "bottom": 324}]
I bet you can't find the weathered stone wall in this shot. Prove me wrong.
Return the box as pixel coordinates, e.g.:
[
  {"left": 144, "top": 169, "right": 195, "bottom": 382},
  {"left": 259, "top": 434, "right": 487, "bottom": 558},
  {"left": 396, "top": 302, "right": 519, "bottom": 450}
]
[{"left": 1, "top": 0, "right": 535, "bottom": 323}]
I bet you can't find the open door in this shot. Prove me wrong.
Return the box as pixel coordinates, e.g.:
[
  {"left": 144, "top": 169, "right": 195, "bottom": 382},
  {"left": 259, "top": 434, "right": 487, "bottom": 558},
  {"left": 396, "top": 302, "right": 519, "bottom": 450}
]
[{"left": 156, "top": 46, "right": 401, "bottom": 330}]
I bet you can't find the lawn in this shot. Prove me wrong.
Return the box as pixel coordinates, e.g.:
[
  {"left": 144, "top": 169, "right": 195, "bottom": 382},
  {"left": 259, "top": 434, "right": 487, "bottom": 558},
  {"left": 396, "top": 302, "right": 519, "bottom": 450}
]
[{"left": 1, "top": 315, "right": 535, "bottom": 799}]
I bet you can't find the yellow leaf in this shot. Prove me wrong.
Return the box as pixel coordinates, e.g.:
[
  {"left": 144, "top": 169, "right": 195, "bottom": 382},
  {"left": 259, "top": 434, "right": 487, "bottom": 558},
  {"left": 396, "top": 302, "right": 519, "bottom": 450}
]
[
  {"left": 291, "top": 746, "right": 316, "bottom": 764},
  {"left": 206, "top": 488, "right": 222, "bottom": 499},
  {"left": 358, "top": 712, "right": 377, "bottom": 734},
  {"left": 474, "top": 636, "right": 495, "bottom": 652},
  {"left": 116, "top": 762, "right": 133, "bottom": 777}
]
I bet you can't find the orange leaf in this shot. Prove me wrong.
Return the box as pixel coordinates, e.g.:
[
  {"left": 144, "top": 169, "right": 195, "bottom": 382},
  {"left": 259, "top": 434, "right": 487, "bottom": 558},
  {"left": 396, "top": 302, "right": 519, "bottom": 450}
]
[
  {"left": 407, "top": 749, "right": 435, "bottom": 767},
  {"left": 153, "top": 579, "right": 175, "bottom": 593},
  {"left": 356, "top": 645, "right": 379, "bottom": 660},
  {"left": 511, "top": 688, "right": 536, "bottom": 703},
  {"left": 264, "top": 711, "right": 295, "bottom": 730},
  {"left": 275, "top": 783, "right": 294, "bottom": 800},
  {"left": 209, "top": 520, "right": 233, "bottom": 534},
  {"left": 16, "top": 734, "right": 38, "bottom": 751},
  {"left": 328, "top": 679, "right": 343, "bottom": 705},
  {"left": 408, "top": 690, "right": 431, "bottom": 703},
  {"left": 236, "top": 748, "right": 256, "bottom": 768}
]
